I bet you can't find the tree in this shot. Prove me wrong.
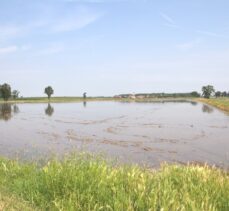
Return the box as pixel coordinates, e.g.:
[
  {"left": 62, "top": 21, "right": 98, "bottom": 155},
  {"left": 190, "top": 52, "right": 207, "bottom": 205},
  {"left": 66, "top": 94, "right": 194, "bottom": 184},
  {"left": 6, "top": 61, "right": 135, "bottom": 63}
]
[
  {"left": 222, "top": 91, "right": 227, "bottom": 97},
  {"left": 191, "top": 91, "right": 200, "bottom": 98},
  {"left": 83, "top": 92, "right": 87, "bottom": 99},
  {"left": 12, "top": 90, "right": 20, "bottom": 99},
  {"left": 202, "top": 85, "right": 215, "bottom": 99},
  {"left": 0, "top": 83, "right": 11, "bottom": 101},
  {"left": 44, "top": 86, "right": 54, "bottom": 99},
  {"left": 215, "top": 91, "right": 222, "bottom": 98}
]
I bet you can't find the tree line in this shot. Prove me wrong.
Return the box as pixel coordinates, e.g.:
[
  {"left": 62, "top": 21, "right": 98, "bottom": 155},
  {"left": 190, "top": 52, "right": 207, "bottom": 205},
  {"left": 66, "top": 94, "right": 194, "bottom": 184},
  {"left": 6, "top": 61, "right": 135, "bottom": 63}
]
[
  {"left": 202, "top": 85, "right": 229, "bottom": 99},
  {"left": 0, "top": 83, "right": 19, "bottom": 101},
  {"left": 0, "top": 83, "right": 228, "bottom": 101},
  {"left": 0, "top": 83, "right": 54, "bottom": 101}
]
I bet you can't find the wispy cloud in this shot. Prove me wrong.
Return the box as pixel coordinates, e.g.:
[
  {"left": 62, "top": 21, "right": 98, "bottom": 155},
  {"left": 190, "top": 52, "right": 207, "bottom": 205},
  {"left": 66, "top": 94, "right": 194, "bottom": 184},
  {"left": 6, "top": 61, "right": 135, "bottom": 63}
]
[
  {"left": 160, "top": 12, "right": 179, "bottom": 28},
  {"left": 0, "top": 46, "right": 18, "bottom": 54},
  {"left": 51, "top": 12, "right": 102, "bottom": 33},
  {"left": 0, "top": 25, "right": 24, "bottom": 42},
  {"left": 0, "top": 4, "right": 103, "bottom": 43},
  {"left": 64, "top": 0, "right": 129, "bottom": 3},
  {"left": 160, "top": 12, "right": 175, "bottom": 25},
  {"left": 176, "top": 38, "right": 201, "bottom": 50},
  {"left": 196, "top": 30, "right": 226, "bottom": 38},
  {"left": 0, "top": 44, "right": 31, "bottom": 55},
  {"left": 38, "top": 45, "right": 64, "bottom": 55}
]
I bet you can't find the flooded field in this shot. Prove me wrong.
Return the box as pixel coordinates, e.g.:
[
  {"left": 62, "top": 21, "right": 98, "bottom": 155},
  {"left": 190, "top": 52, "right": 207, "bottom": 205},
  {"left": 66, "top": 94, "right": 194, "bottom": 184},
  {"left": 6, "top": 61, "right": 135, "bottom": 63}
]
[{"left": 0, "top": 101, "right": 229, "bottom": 168}]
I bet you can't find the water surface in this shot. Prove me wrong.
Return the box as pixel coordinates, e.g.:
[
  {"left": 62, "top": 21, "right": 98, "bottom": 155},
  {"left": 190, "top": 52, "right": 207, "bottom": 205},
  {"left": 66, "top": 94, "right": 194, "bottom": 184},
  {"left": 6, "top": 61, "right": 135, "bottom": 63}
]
[{"left": 0, "top": 101, "right": 229, "bottom": 167}]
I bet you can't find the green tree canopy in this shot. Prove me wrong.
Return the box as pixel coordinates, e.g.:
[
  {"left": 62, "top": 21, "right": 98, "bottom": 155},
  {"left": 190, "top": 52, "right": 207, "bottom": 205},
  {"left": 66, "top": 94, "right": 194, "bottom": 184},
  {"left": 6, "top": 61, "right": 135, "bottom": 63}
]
[
  {"left": 44, "top": 86, "right": 54, "bottom": 99},
  {"left": 215, "top": 91, "right": 222, "bottom": 98},
  {"left": 202, "top": 85, "right": 215, "bottom": 99},
  {"left": 0, "top": 83, "right": 11, "bottom": 101},
  {"left": 12, "top": 90, "right": 20, "bottom": 99},
  {"left": 83, "top": 92, "right": 87, "bottom": 99},
  {"left": 191, "top": 91, "right": 200, "bottom": 98}
]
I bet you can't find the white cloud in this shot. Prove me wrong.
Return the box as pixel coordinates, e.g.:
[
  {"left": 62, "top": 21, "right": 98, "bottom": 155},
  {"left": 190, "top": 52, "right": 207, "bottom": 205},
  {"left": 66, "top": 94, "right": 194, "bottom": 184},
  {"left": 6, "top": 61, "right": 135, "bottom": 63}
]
[
  {"left": 196, "top": 30, "right": 226, "bottom": 38},
  {"left": 38, "top": 45, "right": 64, "bottom": 55},
  {"left": 177, "top": 39, "right": 201, "bottom": 50},
  {"left": 160, "top": 12, "right": 179, "bottom": 29},
  {"left": 160, "top": 12, "right": 175, "bottom": 25},
  {"left": 0, "top": 45, "right": 31, "bottom": 55},
  {"left": 51, "top": 13, "right": 102, "bottom": 32},
  {"left": 21, "top": 45, "right": 32, "bottom": 51},
  {"left": 0, "top": 46, "right": 18, "bottom": 54},
  {"left": 0, "top": 4, "right": 103, "bottom": 44},
  {"left": 0, "top": 25, "right": 23, "bottom": 42},
  {"left": 64, "top": 0, "right": 128, "bottom": 2}
]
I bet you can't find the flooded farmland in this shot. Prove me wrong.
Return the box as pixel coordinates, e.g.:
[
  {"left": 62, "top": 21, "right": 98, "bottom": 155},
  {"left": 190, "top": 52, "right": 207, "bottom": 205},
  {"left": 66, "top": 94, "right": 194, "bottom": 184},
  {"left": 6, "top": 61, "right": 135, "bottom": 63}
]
[{"left": 0, "top": 101, "right": 229, "bottom": 168}]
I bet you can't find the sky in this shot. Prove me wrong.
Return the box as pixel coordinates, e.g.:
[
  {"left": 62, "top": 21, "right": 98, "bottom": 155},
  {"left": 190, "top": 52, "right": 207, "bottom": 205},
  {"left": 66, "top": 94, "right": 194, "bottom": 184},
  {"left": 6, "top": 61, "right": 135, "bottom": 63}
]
[{"left": 0, "top": 0, "right": 229, "bottom": 97}]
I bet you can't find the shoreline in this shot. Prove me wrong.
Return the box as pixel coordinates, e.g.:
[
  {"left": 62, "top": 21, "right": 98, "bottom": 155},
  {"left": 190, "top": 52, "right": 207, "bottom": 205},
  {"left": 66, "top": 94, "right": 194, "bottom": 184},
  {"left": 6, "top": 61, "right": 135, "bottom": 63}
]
[
  {"left": 0, "top": 97, "right": 229, "bottom": 210},
  {"left": 196, "top": 98, "right": 229, "bottom": 114},
  {"left": 0, "top": 97, "right": 195, "bottom": 104}
]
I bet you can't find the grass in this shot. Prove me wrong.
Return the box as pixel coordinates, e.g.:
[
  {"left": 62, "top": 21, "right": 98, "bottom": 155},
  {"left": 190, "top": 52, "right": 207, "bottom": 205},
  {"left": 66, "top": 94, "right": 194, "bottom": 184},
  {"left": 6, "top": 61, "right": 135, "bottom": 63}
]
[
  {"left": 0, "top": 97, "right": 114, "bottom": 104},
  {"left": 0, "top": 97, "right": 229, "bottom": 210},
  {"left": 0, "top": 96, "right": 195, "bottom": 104},
  {"left": 0, "top": 154, "right": 229, "bottom": 211},
  {"left": 0, "top": 190, "right": 36, "bottom": 211},
  {"left": 197, "top": 98, "right": 229, "bottom": 113}
]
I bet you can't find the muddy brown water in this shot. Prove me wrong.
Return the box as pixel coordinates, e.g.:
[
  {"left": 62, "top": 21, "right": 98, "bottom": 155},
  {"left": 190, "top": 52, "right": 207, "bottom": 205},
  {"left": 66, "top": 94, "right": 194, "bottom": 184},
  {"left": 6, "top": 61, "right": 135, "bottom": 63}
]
[{"left": 0, "top": 101, "right": 229, "bottom": 168}]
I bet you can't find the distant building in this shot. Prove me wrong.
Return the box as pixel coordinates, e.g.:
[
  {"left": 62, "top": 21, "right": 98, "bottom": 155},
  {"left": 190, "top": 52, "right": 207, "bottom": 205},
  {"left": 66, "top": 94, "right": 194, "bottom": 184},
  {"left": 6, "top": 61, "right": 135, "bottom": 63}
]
[
  {"left": 136, "top": 95, "right": 145, "bottom": 99},
  {"left": 114, "top": 95, "right": 122, "bottom": 98}
]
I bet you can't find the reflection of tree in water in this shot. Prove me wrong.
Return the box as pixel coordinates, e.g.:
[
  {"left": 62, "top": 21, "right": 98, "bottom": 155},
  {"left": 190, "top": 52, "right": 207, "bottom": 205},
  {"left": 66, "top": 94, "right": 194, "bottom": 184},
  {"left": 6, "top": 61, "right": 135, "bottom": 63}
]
[
  {"left": 0, "top": 104, "right": 20, "bottom": 121},
  {"left": 0, "top": 104, "right": 11, "bottom": 121},
  {"left": 190, "top": 101, "right": 198, "bottom": 106},
  {"left": 202, "top": 105, "right": 214, "bottom": 113},
  {"left": 83, "top": 101, "right": 87, "bottom": 108},
  {"left": 45, "top": 103, "right": 54, "bottom": 116},
  {"left": 13, "top": 104, "right": 20, "bottom": 114}
]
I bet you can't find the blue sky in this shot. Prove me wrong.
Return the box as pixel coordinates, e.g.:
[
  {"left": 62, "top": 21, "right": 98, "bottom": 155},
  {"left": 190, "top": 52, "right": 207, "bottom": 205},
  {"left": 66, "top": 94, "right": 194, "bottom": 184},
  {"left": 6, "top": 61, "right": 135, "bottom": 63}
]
[{"left": 0, "top": 0, "right": 229, "bottom": 97}]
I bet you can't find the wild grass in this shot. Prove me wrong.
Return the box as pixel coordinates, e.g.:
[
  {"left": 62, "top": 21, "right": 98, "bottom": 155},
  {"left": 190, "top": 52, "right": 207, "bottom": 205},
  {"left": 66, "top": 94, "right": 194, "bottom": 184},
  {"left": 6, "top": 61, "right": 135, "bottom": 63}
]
[
  {"left": 0, "top": 190, "right": 36, "bottom": 211},
  {"left": 0, "top": 154, "right": 229, "bottom": 210},
  {"left": 0, "top": 97, "right": 113, "bottom": 104},
  {"left": 198, "top": 98, "right": 229, "bottom": 113},
  {"left": 0, "top": 96, "right": 194, "bottom": 104}
]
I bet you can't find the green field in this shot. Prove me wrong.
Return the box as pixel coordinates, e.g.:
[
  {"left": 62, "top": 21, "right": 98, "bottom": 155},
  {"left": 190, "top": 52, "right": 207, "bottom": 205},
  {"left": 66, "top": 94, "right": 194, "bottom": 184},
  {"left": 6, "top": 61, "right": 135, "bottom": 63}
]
[
  {"left": 198, "top": 98, "right": 229, "bottom": 113},
  {"left": 0, "top": 154, "right": 229, "bottom": 211},
  {"left": 0, "top": 191, "right": 35, "bottom": 211}
]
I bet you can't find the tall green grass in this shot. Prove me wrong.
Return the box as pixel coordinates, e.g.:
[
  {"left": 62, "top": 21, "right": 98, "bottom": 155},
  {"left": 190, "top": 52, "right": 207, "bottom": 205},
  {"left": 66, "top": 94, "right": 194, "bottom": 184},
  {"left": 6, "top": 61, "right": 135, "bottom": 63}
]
[
  {"left": 0, "top": 191, "right": 35, "bottom": 211},
  {"left": 0, "top": 154, "right": 229, "bottom": 210},
  {"left": 198, "top": 98, "right": 229, "bottom": 113}
]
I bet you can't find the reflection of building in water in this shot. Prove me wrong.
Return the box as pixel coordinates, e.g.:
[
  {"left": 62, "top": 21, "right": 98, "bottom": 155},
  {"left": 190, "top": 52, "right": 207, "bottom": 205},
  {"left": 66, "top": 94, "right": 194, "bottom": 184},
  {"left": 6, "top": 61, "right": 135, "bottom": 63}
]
[
  {"left": 0, "top": 104, "right": 20, "bottom": 121},
  {"left": 45, "top": 103, "right": 54, "bottom": 116},
  {"left": 202, "top": 104, "right": 214, "bottom": 113}
]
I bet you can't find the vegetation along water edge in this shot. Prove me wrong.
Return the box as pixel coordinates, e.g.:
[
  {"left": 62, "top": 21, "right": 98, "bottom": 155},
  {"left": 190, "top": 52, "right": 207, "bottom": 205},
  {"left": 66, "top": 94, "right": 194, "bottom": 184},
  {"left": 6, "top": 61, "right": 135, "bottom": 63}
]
[{"left": 0, "top": 154, "right": 229, "bottom": 211}]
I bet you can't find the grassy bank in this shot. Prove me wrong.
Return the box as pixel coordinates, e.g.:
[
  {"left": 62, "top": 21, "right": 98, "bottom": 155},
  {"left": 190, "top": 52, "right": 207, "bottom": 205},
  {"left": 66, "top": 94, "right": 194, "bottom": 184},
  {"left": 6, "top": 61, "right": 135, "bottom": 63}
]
[
  {"left": 0, "top": 96, "right": 195, "bottom": 104},
  {"left": 0, "top": 154, "right": 229, "bottom": 210},
  {"left": 198, "top": 98, "right": 229, "bottom": 113},
  {"left": 0, "top": 191, "right": 35, "bottom": 211},
  {"left": 0, "top": 97, "right": 114, "bottom": 104}
]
